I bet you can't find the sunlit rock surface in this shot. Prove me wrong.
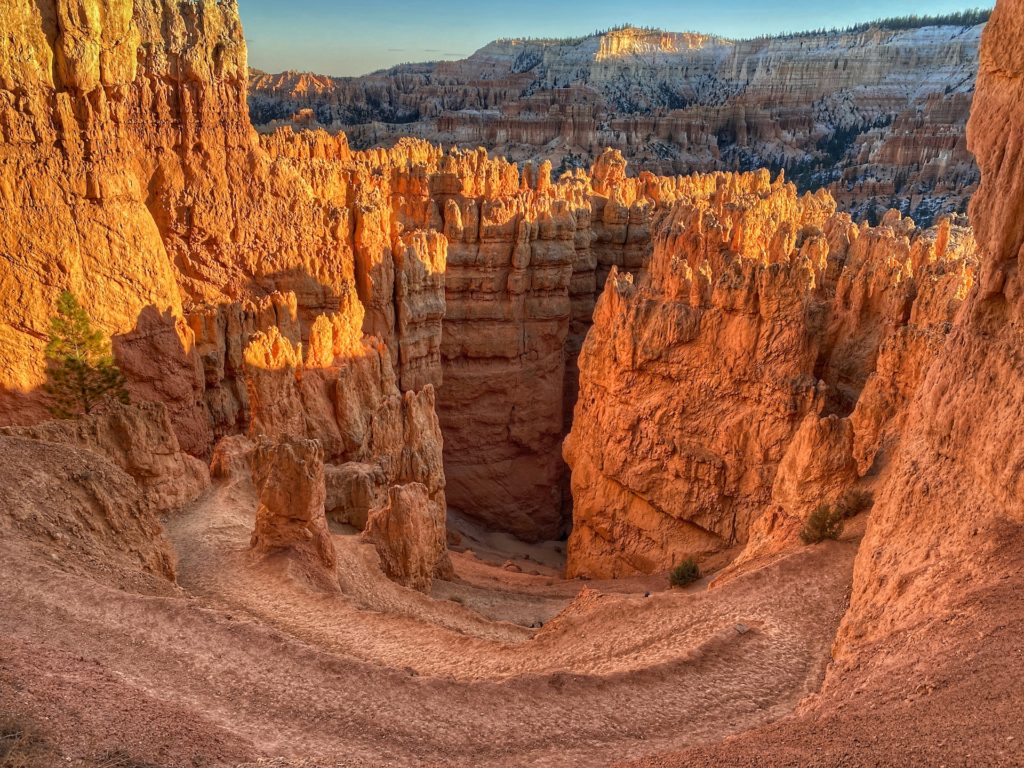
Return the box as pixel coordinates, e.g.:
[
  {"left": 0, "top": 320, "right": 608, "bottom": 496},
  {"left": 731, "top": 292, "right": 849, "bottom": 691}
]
[
  {"left": 250, "top": 22, "right": 983, "bottom": 227},
  {"left": 564, "top": 172, "right": 977, "bottom": 578}
]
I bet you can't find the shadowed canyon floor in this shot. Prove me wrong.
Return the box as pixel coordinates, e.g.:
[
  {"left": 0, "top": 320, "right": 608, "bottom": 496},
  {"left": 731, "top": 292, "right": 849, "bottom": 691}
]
[{"left": 1, "top": 464, "right": 856, "bottom": 767}]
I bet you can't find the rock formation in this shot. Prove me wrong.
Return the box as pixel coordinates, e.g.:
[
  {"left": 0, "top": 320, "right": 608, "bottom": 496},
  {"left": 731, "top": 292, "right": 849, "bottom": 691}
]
[
  {"left": 832, "top": 0, "right": 1024, "bottom": 657},
  {"left": 210, "top": 434, "right": 256, "bottom": 481},
  {"left": 654, "top": 6, "right": 1024, "bottom": 761},
  {"left": 0, "top": 0, "right": 991, "bottom": 548},
  {"left": 0, "top": 8, "right": 685, "bottom": 541},
  {"left": 565, "top": 172, "right": 977, "bottom": 578},
  {"left": 0, "top": 401, "right": 209, "bottom": 513},
  {"left": 0, "top": 0, "right": 519, "bottom": 537},
  {"left": 238, "top": 303, "right": 448, "bottom": 532},
  {"left": 250, "top": 435, "right": 336, "bottom": 569},
  {"left": 250, "top": 19, "right": 984, "bottom": 226},
  {"left": 3, "top": 0, "right": 1024, "bottom": 765},
  {"left": 363, "top": 482, "right": 454, "bottom": 591}
]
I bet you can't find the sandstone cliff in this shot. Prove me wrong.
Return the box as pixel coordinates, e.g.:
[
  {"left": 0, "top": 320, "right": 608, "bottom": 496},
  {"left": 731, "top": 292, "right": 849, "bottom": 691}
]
[
  {"left": 0, "top": 0, "right": 579, "bottom": 539},
  {"left": 620, "top": 5, "right": 1024, "bottom": 762},
  {"left": 0, "top": 0, "right": 712, "bottom": 543},
  {"left": 565, "top": 172, "right": 977, "bottom": 577},
  {"left": 832, "top": 0, "right": 1024, "bottom": 659},
  {"left": 0, "top": 1, "right": 992, "bottom": 551}
]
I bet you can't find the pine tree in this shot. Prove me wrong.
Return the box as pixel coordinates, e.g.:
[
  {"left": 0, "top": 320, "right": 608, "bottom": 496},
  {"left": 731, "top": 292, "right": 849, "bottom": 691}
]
[{"left": 43, "top": 291, "right": 129, "bottom": 418}]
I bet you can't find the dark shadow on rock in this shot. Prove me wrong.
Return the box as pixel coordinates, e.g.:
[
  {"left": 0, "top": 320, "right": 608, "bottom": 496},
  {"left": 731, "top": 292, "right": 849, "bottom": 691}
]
[{"left": 113, "top": 305, "right": 212, "bottom": 457}]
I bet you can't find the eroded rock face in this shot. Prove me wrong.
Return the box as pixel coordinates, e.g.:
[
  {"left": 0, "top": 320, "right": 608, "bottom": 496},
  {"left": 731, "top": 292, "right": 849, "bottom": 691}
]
[
  {"left": 832, "top": 0, "right": 1024, "bottom": 659},
  {"left": 250, "top": 436, "right": 336, "bottom": 569},
  {"left": 431, "top": 152, "right": 583, "bottom": 539},
  {"left": 0, "top": 0, "right": 989, "bottom": 547},
  {"left": 0, "top": 0, "right": 584, "bottom": 537},
  {"left": 565, "top": 172, "right": 977, "bottom": 578},
  {"left": 363, "top": 482, "right": 454, "bottom": 591},
  {"left": 240, "top": 307, "right": 447, "bottom": 532},
  {"left": 210, "top": 435, "right": 256, "bottom": 482},
  {"left": 717, "top": 414, "right": 859, "bottom": 579},
  {"left": 0, "top": 401, "right": 209, "bottom": 514}
]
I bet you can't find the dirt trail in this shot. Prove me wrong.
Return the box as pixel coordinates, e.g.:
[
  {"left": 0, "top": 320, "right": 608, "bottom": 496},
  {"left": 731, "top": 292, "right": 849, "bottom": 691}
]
[{"left": 0, "top": 474, "right": 857, "bottom": 768}]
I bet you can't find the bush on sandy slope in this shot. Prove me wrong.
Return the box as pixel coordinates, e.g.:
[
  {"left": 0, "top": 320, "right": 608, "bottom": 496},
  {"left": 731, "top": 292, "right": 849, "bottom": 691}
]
[
  {"left": 836, "top": 489, "right": 874, "bottom": 519},
  {"left": 800, "top": 505, "right": 845, "bottom": 545},
  {"left": 669, "top": 557, "right": 701, "bottom": 587}
]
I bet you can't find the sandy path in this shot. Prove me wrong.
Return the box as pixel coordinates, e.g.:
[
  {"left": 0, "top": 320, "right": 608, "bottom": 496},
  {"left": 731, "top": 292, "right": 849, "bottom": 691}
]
[{"left": 0, "top": 476, "right": 857, "bottom": 767}]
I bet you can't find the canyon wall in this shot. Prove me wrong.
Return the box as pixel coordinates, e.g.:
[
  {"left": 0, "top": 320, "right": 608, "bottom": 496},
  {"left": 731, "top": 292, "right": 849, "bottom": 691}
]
[
  {"left": 0, "top": 2, "right": 450, "bottom": 522},
  {"left": 0, "top": 0, "right": 685, "bottom": 540},
  {"left": 672, "top": 8, "right": 1024, "bottom": 758},
  {"left": 565, "top": 173, "right": 977, "bottom": 577},
  {"left": 557, "top": 8, "right": 1024, "bottom": 749},
  {"left": 833, "top": 0, "right": 1024, "bottom": 659},
  {"left": 1, "top": 0, "right": 1000, "bottom": 556},
  {"left": 249, "top": 21, "right": 983, "bottom": 226}
]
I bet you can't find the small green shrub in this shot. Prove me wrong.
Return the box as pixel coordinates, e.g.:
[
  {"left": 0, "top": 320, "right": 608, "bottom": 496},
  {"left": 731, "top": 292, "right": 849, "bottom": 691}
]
[
  {"left": 669, "top": 557, "right": 701, "bottom": 587},
  {"left": 800, "top": 504, "right": 845, "bottom": 545},
  {"left": 836, "top": 489, "right": 874, "bottom": 519},
  {"left": 43, "top": 291, "right": 129, "bottom": 418}
]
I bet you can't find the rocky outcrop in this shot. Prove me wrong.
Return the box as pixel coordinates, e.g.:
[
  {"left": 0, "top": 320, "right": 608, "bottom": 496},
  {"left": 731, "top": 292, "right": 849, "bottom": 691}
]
[
  {"left": 0, "top": 0, "right": 987, "bottom": 548},
  {"left": 565, "top": 172, "right": 977, "bottom": 578},
  {"left": 363, "top": 482, "right": 454, "bottom": 591},
  {"left": 0, "top": 0, "right": 601, "bottom": 539},
  {"left": 832, "top": 0, "right": 1024, "bottom": 659},
  {"left": 430, "top": 151, "right": 584, "bottom": 539},
  {"left": 210, "top": 435, "right": 256, "bottom": 482},
  {"left": 0, "top": 401, "right": 209, "bottom": 513},
  {"left": 0, "top": 434, "right": 176, "bottom": 586},
  {"left": 0, "top": 1, "right": 435, "bottom": 443},
  {"left": 250, "top": 436, "right": 336, "bottom": 569},
  {"left": 239, "top": 305, "right": 447, "bottom": 534},
  {"left": 250, "top": 19, "right": 985, "bottom": 226}
]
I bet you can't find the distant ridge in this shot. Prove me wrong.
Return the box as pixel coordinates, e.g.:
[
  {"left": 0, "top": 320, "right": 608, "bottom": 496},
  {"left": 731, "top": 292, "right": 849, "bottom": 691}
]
[
  {"left": 489, "top": 9, "right": 992, "bottom": 48},
  {"left": 249, "top": 9, "right": 985, "bottom": 227},
  {"left": 750, "top": 7, "right": 992, "bottom": 40}
]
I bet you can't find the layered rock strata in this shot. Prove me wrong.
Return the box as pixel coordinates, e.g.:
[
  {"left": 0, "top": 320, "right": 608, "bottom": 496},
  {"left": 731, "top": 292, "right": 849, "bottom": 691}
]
[
  {"left": 0, "top": 0, "right": 572, "bottom": 538},
  {"left": 668, "top": 8, "right": 1024, "bottom": 759},
  {"left": 833, "top": 0, "right": 1024, "bottom": 659},
  {"left": 565, "top": 172, "right": 977, "bottom": 578},
  {"left": 250, "top": 21, "right": 984, "bottom": 226},
  {"left": 0, "top": 2, "right": 696, "bottom": 542},
  {"left": 240, "top": 306, "right": 447, "bottom": 537},
  {"left": 0, "top": 0, "right": 986, "bottom": 546}
]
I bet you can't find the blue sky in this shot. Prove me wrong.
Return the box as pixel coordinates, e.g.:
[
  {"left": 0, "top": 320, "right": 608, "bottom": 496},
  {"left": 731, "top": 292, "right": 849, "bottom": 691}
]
[{"left": 239, "top": 0, "right": 988, "bottom": 77}]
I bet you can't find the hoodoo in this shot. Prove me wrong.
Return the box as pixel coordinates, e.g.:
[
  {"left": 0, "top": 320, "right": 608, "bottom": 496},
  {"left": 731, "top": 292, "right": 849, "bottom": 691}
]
[
  {"left": 564, "top": 172, "right": 977, "bottom": 578},
  {"left": 0, "top": 1, "right": 1020, "bottom": 766},
  {"left": 251, "top": 20, "right": 985, "bottom": 226}
]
